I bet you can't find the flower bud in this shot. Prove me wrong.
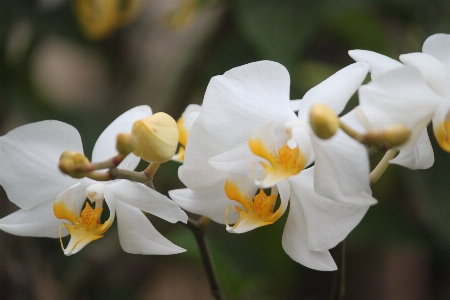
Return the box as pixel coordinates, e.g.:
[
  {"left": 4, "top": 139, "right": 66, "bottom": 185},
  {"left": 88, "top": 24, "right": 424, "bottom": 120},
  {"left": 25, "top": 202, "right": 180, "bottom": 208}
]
[
  {"left": 116, "top": 133, "right": 137, "bottom": 155},
  {"left": 59, "top": 151, "right": 91, "bottom": 178},
  {"left": 382, "top": 124, "right": 410, "bottom": 147},
  {"left": 131, "top": 112, "right": 179, "bottom": 163},
  {"left": 309, "top": 104, "right": 339, "bottom": 139}
]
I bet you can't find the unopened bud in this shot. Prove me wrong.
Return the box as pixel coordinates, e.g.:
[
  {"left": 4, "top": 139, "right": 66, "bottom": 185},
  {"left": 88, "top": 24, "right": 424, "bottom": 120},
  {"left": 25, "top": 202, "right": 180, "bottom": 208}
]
[
  {"left": 59, "top": 151, "right": 91, "bottom": 178},
  {"left": 382, "top": 124, "right": 410, "bottom": 147},
  {"left": 309, "top": 104, "right": 339, "bottom": 139},
  {"left": 116, "top": 133, "right": 137, "bottom": 155},
  {"left": 131, "top": 112, "right": 179, "bottom": 163}
]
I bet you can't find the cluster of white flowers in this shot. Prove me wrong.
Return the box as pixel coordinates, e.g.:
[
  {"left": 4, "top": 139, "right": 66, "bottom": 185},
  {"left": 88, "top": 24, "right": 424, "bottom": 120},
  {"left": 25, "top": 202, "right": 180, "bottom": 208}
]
[{"left": 0, "top": 33, "right": 448, "bottom": 271}]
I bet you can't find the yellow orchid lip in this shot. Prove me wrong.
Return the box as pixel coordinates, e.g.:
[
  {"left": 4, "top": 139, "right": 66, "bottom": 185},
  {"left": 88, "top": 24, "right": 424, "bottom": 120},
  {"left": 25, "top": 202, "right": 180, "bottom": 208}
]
[
  {"left": 224, "top": 179, "right": 282, "bottom": 233},
  {"left": 54, "top": 199, "right": 113, "bottom": 255},
  {"left": 435, "top": 120, "right": 450, "bottom": 152},
  {"left": 248, "top": 137, "right": 306, "bottom": 187}
]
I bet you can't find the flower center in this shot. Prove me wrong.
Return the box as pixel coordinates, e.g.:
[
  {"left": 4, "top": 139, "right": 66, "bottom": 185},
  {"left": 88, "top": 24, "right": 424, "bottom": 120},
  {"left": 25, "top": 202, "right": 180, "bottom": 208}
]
[
  {"left": 53, "top": 184, "right": 113, "bottom": 255},
  {"left": 435, "top": 120, "right": 450, "bottom": 152},
  {"left": 225, "top": 179, "right": 282, "bottom": 233},
  {"left": 248, "top": 137, "right": 306, "bottom": 187}
]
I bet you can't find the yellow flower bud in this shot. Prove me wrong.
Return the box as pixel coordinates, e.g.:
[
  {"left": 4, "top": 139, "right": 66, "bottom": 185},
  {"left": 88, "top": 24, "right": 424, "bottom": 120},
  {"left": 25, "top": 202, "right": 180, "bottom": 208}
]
[
  {"left": 309, "top": 104, "right": 339, "bottom": 139},
  {"left": 131, "top": 112, "right": 179, "bottom": 163},
  {"left": 59, "top": 151, "right": 91, "bottom": 178},
  {"left": 382, "top": 124, "right": 410, "bottom": 147},
  {"left": 116, "top": 133, "right": 137, "bottom": 155}
]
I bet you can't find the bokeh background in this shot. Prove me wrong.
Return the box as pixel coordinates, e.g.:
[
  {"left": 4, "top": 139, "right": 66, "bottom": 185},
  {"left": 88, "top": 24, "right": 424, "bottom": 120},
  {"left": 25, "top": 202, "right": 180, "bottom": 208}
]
[{"left": 1, "top": 0, "right": 450, "bottom": 299}]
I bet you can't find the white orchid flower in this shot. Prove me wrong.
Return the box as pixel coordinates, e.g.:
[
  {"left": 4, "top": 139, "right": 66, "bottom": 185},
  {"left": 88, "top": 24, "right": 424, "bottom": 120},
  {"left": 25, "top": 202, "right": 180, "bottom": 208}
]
[
  {"left": 348, "top": 36, "right": 445, "bottom": 169},
  {"left": 0, "top": 105, "right": 187, "bottom": 256},
  {"left": 170, "top": 61, "right": 376, "bottom": 270},
  {"left": 399, "top": 34, "right": 450, "bottom": 153}
]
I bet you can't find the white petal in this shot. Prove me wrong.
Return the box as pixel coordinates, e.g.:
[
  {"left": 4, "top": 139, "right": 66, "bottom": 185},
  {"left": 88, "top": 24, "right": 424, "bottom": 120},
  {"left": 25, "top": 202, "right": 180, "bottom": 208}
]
[
  {"left": 281, "top": 196, "right": 337, "bottom": 271},
  {"left": 92, "top": 105, "right": 152, "bottom": 170},
  {"left": 0, "top": 200, "right": 65, "bottom": 238},
  {"left": 358, "top": 65, "right": 440, "bottom": 130},
  {"left": 277, "top": 179, "right": 290, "bottom": 217},
  {"left": 180, "top": 114, "right": 228, "bottom": 190},
  {"left": 297, "top": 62, "right": 369, "bottom": 121},
  {"left": 182, "top": 104, "right": 202, "bottom": 130},
  {"left": 290, "top": 99, "right": 301, "bottom": 111},
  {"left": 202, "top": 61, "right": 296, "bottom": 148},
  {"left": 348, "top": 49, "right": 403, "bottom": 79},
  {"left": 169, "top": 183, "right": 240, "bottom": 225},
  {"left": 208, "top": 145, "right": 256, "bottom": 178},
  {"left": 290, "top": 125, "right": 313, "bottom": 166},
  {"left": 400, "top": 52, "right": 450, "bottom": 98},
  {"left": 0, "top": 120, "right": 82, "bottom": 209},
  {"left": 312, "top": 130, "right": 376, "bottom": 205},
  {"left": 288, "top": 168, "right": 369, "bottom": 251},
  {"left": 113, "top": 198, "right": 185, "bottom": 255},
  {"left": 340, "top": 108, "right": 368, "bottom": 133},
  {"left": 106, "top": 180, "right": 187, "bottom": 224},
  {"left": 390, "top": 127, "right": 434, "bottom": 170},
  {"left": 422, "top": 33, "right": 450, "bottom": 71}
]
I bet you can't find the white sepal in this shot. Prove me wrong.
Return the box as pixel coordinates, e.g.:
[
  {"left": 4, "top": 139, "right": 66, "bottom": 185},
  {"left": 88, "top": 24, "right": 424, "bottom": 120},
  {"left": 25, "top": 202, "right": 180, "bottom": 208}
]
[
  {"left": 297, "top": 62, "right": 369, "bottom": 121},
  {"left": 0, "top": 120, "right": 82, "bottom": 209},
  {"left": 92, "top": 105, "right": 152, "bottom": 170},
  {"left": 113, "top": 198, "right": 185, "bottom": 255},
  {"left": 312, "top": 130, "right": 376, "bottom": 205},
  {"left": 348, "top": 49, "right": 403, "bottom": 79},
  {"left": 289, "top": 168, "right": 369, "bottom": 251},
  {"left": 107, "top": 180, "right": 187, "bottom": 224}
]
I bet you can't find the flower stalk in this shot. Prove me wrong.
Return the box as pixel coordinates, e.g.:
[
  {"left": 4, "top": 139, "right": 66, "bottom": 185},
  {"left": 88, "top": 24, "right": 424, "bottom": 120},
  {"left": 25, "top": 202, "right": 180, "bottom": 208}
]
[{"left": 184, "top": 216, "right": 226, "bottom": 300}]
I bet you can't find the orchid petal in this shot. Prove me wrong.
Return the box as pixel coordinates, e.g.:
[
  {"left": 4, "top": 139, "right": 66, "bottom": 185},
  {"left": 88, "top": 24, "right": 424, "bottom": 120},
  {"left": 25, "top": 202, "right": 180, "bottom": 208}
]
[
  {"left": 92, "top": 105, "right": 152, "bottom": 170},
  {"left": 390, "top": 126, "right": 434, "bottom": 169},
  {"left": 208, "top": 145, "right": 256, "bottom": 178},
  {"left": 282, "top": 197, "right": 337, "bottom": 271},
  {"left": 179, "top": 114, "right": 228, "bottom": 190},
  {"left": 169, "top": 183, "right": 240, "bottom": 224},
  {"left": 0, "top": 120, "right": 82, "bottom": 209},
  {"left": 107, "top": 180, "right": 187, "bottom": 224},
  {"left": 113, "top": 198, "right": 185, "bottom": 255},
  {"left": 422, "top": 33, "right": 450, "bottom": 71},
  {"left": 312, "top": 130, "right": 376, "bottom": 205},
  {"left": 400, "top": 53, "right": 450, "bottom": 98},
  {"left": 289, "top": 99, "right": 301, "bottom": 111},
  {"left": 348, "top": 50, "right": 403, "bottom": 79},
  {"left": 358, "top": 65, "right": 440, "bottom": 130},
  {"left": 277, "top": 179, "right": 290, "bottom": 217},
  {"left": 0, "top": 200, "right": 65, "bottom": 238},
  {"left": 202, "top": 61, "right": 295, "bottom": 148},
  {"left": 289, "top": 168, "right": 369, "bottom": 251},
  {"left": 297, "top": 62, "right": 369, "bottom": 121}
]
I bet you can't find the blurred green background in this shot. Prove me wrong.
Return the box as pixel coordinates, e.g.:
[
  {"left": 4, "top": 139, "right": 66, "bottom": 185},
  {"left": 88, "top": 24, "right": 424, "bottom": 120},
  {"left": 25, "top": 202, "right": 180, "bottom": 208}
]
[{"left": 1, "top": 0, "right": 450, "bottom": 299}]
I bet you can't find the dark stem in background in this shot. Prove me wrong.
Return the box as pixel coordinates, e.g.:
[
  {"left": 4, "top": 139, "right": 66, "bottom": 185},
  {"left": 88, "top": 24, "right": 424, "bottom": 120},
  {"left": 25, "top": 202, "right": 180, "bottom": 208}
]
[
  {"left": 330, "top": 240, "right": 346, "bottom": 300},
  {"left": 184, "top": 216, "right": 226, "bottom": 300}
]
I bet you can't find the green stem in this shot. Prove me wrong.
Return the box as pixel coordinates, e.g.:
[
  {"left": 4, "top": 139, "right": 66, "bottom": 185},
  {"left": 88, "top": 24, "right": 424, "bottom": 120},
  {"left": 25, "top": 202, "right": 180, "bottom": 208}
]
[{"left": 184, "top": 217, "right": 226, "bottom": 300}]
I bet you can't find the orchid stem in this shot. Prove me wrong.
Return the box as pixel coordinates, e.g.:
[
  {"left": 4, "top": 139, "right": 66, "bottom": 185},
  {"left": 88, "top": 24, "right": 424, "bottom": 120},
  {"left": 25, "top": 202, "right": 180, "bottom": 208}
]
[
  {"left": 330, "top": 240, "right": 346, "bottom": 300},
  {"left": 109, "top": 168, "right": 155, "bottom": 189},
  {"left": 184, "top": 217, "right": 226, "bottom": 300},
  {"left": 370, "top": 148, "right": 398, "bottom": 185}
]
